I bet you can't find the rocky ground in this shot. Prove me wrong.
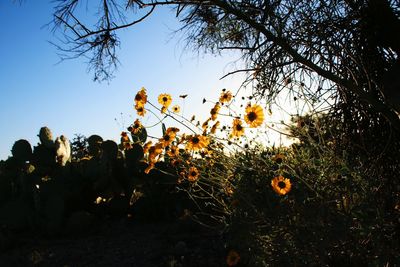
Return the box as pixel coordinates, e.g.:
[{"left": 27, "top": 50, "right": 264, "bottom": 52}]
[{"left": 0, "top": 217, "right": 227, "bottom": 267}]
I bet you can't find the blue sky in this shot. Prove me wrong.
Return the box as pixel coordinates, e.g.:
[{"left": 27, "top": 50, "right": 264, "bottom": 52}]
[{"left": 0, "top": 1, "right": 246, "bottom": 160}]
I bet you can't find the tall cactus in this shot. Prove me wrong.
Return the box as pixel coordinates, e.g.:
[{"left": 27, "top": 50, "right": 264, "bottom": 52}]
[
  {"left": 38, "top": 127, "right": 55, "bottom": 149},
  {"left": 55, "top": 135, "right": 71, "bottom": 166},
  {"left": 11, "top": 139, "right": 32, "bottom": 162},
  {"left": 87, "top": 135, "right": 103, "bottom": 157}
]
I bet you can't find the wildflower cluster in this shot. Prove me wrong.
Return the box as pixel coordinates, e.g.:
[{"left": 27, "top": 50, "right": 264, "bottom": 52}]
[{"left": 129, "top": 87, "right": 293, "bottom": 203}]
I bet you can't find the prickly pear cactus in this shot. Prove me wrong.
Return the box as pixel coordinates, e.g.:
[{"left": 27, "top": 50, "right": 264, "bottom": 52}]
[
  {"left": 38, "top": 127, "right": 55, "bottom": 149},
  {"left": 125, "top": 143, "right": 144, "bottom": 165},
  {"left": 55, "top": 135, "right": 71, "bottom": 166},
  {"left": 31, "top": 144, "right": 57, "bottom": 175},
  {"left": 130, "top": 127, "right": 147, "bottom": 144},
  {"left": 101, "top": 140, "right": 118, "bottom": 161},
  {"left": 87, "top": 135, "right": 103, "bottom": 157},
  {"left": 11, "top": 139, "right": 32, "bottom": 162}
]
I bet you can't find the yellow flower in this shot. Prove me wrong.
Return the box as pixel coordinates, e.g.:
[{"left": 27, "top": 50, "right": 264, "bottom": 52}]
[
  {"left": 171, "top": 159, "right": 183, "bottom": 168},
  {"left": 186, "top": 134, "right": 209, "bottom": 151},
  {"left": 271, "top": 175, "right": 292, "bottom": 195},
  {"left": 161, "top": 106, "right": 168, "bottom": 114},
  {"left": 224, "top": 184, "right": 234, "bottom": 196},
  {"left": 230, "top": 118, "right": 245, "bottom": 138},
  {"left": 121, "top": 131, "right": 130, "bottom": 143},
  {"left": 135, "top": 104, "right": 146, "bottom": 117},
  {"left": 158, "top": 93, "right": 172, "bottom": 108},
  {"left": 272, "top": 153, "right": 284, "bottom": 164},
  {"left": 148, "top": 143, "right": 164, "bottom": 162},
  {"left": 187, "top": 166, "right": 199, "bottom": 182},
  {"left": 160, "top": 128, "right": 178, "bottom": 147},
  {"left": 166, "top": 127, "right": 180, "bottom": 134},
  {"left": 219, "top": 90, "right": 233, "bottom": 103},
  {"left": 202, "top": 118, "right": 210, "bottom": 131},
  {"left": 244, "top": 104, "right": 264, "bottom": 128},
  {"left": 124, "top": 142, "right": 132, "bottom": 150},
  {"left": 134, "top": 87, "right": 147, "bottom": 106},
  {"left": 172, "top": 105, "right": 180, "bottom": 113},
  {"left": 210, "top": 102, "right": 221, "bottom": 121},
  {"left": 128, "top": 119, "right": 142, "bottom": 134},
  {"left": 226, "top": 250, "right": 240, "bottom": 266},
  {"left": 210, "top": 121, "right": 220, "bottom": 134},
  {"left": 144, "top": 162, "right": 155, "bottom": 174},
  {"left": 167, "top": 146, "right": 180, "bottom": 157},
  {"left": 143, "top": 141, "right": 152, "bottom": 154}
]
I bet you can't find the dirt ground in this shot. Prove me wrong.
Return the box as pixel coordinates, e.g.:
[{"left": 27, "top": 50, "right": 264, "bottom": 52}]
[{"left": 0, "top": 217, "right": 227, "bottom": 267}]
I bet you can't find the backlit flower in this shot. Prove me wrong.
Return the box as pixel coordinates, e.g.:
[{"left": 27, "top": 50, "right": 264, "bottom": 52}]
[
  {"left": 187, "top": 166, "right": 199, "bottom": 182},
  {"left": 167, "top": 146, "right": 180, "bottom": 157},
  {"left": 166, "top": 127, "right": 180, "bottom": 135},
  {"left": 144, "top": 162, "right": 155, "bottom": 174},
  {"left": 273, "top": 153, "right": 284, "bottom": 164},
  {"left": 271, "top": 175, "right": 292, "bottom": 195},
  {"left": 172, "top": 105, "right": 180, "bottom": 113},
  {"left": 148, "top": 143, "right": 163, "bottom": 162},
  {"left": 160, "top": 128, "right": 178, "bottom": 147},
  {"left": 186, "top": 134, "right": 209, "bottom": 151},
  {"left": 124, "top": 142, "right": 132, "bottom": 150},
  {"left": 210, "top": 121, "right": 220, "bottom": 134},
  {"left": 231, "top": 118, "right": 245, "bottom": 138},
  {"left": 244, "top": 104, "right": 264, "bottom": 128},
  {"left": 143, "top": 141, "right": 152, "bottom": 154},
  {"left": 219, "top": 90, "right": 233, "bottom": 103},
  {"left": 158, "top": 93, "right": 172, "bottom": 108},
  {"left": 134, "top": 87, "right": 147, "bottom": 106},
  {"left": 210, "top": 103, "right": 221, "bottom": 121},
  {"left": 128, "top": 119, "right": 142, "bottom": 134},
  {"left": 202, "top": 118, "right": 210, "bottom": 131},
  {"left": 121, "top": 132, "right": 130, "bottom": 143},
  {"left": 135, "top": 104, "right": 146, "bottom": 117},
  {"left": 226, "top": 250, "right": 240, "bottom": 266}
]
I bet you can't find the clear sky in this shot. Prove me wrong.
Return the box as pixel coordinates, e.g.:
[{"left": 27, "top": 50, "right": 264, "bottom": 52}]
[{"left": 0, "top": 1, "right": 250, "bottom": 160}]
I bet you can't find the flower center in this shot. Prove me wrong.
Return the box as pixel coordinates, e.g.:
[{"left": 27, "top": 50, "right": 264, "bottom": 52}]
[
  {"left": 278, "top": 181, "right": 286, "bottom": 189},
  {"left": 192, "top": 137, "right": 200, "bottom": 144},
  {"left": 190, "top": 171, "right": 197, "bottom": 177},
  {"left": 247, "top": 111, "right": 257, "bottom": 122},
  {"left": 163, "top": 97, "right": 168, "bottom": 102},
  {"left": 236, "top": 124, "right": 243, "bottom": 131},
  {"left": 164, "top": 135, "right": 170, "bottom": 141}
]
